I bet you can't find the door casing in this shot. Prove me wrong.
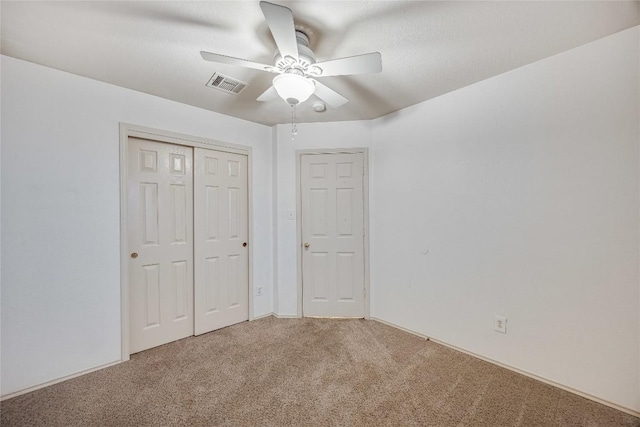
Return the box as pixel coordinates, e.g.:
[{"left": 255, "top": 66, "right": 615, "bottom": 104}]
[
  {"left": 119, "top": 123, "right": 254, "bottom": 361},
  {"left": 295, "top": 148, "right": 370, "bottom": 318}
]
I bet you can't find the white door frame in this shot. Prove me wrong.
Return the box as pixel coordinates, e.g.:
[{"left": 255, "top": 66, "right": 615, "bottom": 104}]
[
  {"left": 119, "top": 123, "right": 254, "bottom": 361},
  {"left": 295, "top": 148, "right": 370, "bottom": 319}
]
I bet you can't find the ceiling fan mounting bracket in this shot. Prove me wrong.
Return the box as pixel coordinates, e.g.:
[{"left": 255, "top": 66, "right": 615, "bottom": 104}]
[{"left": 294, "top": 30, "right": 310, "bottom": 47}]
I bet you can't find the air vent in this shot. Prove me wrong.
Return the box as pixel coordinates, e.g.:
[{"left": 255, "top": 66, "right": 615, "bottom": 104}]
[{"left": 205, "top": 72, "right": 248, "bottom": 95}]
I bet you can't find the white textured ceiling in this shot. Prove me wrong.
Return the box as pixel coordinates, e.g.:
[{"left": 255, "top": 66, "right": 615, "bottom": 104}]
[{"left": 2, "top": 1, "right": 638, "bottom": 126}]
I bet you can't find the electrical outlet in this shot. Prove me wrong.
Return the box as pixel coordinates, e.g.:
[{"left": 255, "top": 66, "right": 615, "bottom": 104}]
[
  {"left": 494, "top": 315, "right": 507, "bottom": 334},
  {"left": 257, "top": 287, "right": 263, "bottom": 296}
]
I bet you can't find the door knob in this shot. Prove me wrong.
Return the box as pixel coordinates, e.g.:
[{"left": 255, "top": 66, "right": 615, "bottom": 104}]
[
  {"left": 304, "top": 243, "right": 310, "bottom": 249},
  {"left": 130, "top": 252, "right": 138, "bottom": 259},
  {"left": 243, "top": 242, "right": 247, "bottom": 247}
]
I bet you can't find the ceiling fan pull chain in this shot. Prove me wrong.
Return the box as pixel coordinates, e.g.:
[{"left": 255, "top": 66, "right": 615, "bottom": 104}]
[{"left": 291, "top": 105, "right": 298, "bottom": 140}]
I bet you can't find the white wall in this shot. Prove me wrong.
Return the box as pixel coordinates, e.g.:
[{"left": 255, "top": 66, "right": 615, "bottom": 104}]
[
  {"left": 0, "top": 56, "right": 274, "bottom": 396},
  {"left": 273, "top": 121, "right": 372, "bottom": 315},
  {"left": 370, "top": 26, "right": 639, "bottom": 412}
]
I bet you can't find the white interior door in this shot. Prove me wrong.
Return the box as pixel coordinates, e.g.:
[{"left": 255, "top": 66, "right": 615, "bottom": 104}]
[
  {"left": 194, "top": 148, "right": 249, "bottom": 335},
  {"left": 128, "top": 138, "right": 194, "bottom": 353},
  {"left": 301, "top": 153, "right": 365, "bottom": 318}
]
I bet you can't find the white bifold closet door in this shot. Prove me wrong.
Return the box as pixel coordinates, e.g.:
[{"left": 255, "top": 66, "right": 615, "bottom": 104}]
[
  {"left": 194, "top": 148, "right": 249, "bottom": 335},
  {"left": 128, "top": 138, "right": 194, "bottom": 354},
  {"left": 128, "top": 139, "right": 249, "bottom": 354}
]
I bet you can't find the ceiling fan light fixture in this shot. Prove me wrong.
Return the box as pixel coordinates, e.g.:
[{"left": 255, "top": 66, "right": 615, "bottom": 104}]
[{"left": 273, "top": 74, "right": 315, "bottom": 105}]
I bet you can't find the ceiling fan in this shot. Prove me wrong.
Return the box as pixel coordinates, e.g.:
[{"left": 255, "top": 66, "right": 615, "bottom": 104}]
[{"left": 200, "top": 1, "right": 382, "bottom": 108}]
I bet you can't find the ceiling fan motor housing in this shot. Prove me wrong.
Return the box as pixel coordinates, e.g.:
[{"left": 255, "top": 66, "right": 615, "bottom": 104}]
[{"left": 273, "top": 30, "right": 322, "bottom": 77}]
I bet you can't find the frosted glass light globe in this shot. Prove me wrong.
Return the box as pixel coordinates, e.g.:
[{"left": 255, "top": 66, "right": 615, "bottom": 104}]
[{"left": 273, "top": 74, "right": 315, "bottom": 105}]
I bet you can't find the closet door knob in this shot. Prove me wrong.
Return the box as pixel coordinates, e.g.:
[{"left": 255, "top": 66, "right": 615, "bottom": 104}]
[
  {"left": 130, "top": 252, "right": 138, "bottom": 259},
  {"left": 243, "top": 242, "right": 247, "bottom": 247}
]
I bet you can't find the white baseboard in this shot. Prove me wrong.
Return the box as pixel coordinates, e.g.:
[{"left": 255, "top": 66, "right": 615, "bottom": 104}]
[
  {"left": 1, "top": 360, "right": 122, "bottom": 402},
  {"left": 251, "top": 312, "right": 274, "bottom": 321},
  {"left": 272, "top": 313, "right": 300, "bottom": 319},
  {"left": 370, "top": 317, "right": 639, "bottom": 418},
  {"left": 251, "top": 312, "right": 301, "bottom": 319},
  {"left": 370, "top": 317, "right": 431, "bottom": 340}
]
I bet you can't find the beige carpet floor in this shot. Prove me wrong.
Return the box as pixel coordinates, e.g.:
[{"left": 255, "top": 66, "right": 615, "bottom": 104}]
[{"left": 1, "top": 317, "right": 638, "bottom": 427}]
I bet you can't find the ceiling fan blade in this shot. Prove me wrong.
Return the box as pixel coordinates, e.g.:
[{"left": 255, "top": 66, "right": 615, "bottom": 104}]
[
  {"left": 257, "top": 85, "right": 279, "bottom": 102},
  {"left": 312, "top": 80, "right": 348, "bottom": 108},
  {"left": 260, "top": 1, "right": 299, "bottom": 61},
  {"left": 200, "top": 51, "right": 276, "bottom": 73},
  {"left": 312, "top": 52, "right": 382, "bottom": 77}
]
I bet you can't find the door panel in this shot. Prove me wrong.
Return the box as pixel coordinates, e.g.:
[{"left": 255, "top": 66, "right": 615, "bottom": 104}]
[
  {"left": 194, "top": 149, "right": 249, "bottom": 335},
  {"left": 141, "top": 183, "right": 159, "bottom": 244},
  {"left": 337, "top": 252, "right": 355, "bottom": 301},
  {"left": 172, "top": 260, "right": 189, "bottom": 319},
  {"left": 142, "top": 264, "right": 160, "bottom": 327},
  {"left": 301, "top": 153, "right": 365, "bottom": 318},
  {"left": 170, "top": 184, "right": 188, "bottom": 243},
  {"left": 205, "top": 186, "right": 220, "bottom": 239},
  {"left": 128, "top": 138, "right": 194, "bottom": 353},
  {"left": 311, "top": 252, "right": 330, "bottom": 301}
]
